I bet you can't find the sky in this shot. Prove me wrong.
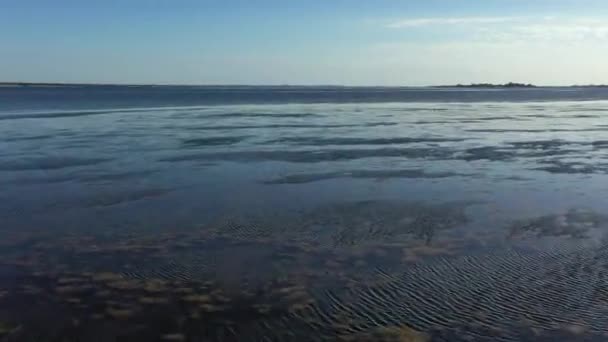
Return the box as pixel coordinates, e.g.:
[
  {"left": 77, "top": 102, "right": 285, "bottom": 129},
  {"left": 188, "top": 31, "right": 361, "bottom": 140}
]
[{"left": 1, "top": 0, "right": 608, "bottom": 86}]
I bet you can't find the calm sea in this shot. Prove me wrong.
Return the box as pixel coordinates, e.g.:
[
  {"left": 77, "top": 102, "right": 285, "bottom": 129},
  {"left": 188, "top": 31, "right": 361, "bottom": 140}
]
[{"left": 1, "top": 86, "right": 608, "bottom": 341}]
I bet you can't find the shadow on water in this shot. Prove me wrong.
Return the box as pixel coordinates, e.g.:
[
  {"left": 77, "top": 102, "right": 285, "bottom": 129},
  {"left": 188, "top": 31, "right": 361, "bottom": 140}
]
[
  {"left": 0, "top": 157, "right": 111, "bottom": 171},
  {"left": 263, "top": 169, "right": 476, "bottom": 184},
  {"left": 204, "top": 112, "right": 324, "bottom": 119},
  {"left": 266, "top": 137, "right": 468, "bottom": 146},
  {"left": 180, "top": 136, "right": 249, "bottom": 147},
  {"left": 175, "top": 122, "right": 399, "bottom": 131}
]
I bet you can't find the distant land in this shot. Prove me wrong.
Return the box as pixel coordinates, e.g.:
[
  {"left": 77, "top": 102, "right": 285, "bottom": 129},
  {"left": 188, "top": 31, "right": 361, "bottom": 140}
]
[
  {"left": 1, "top": 82, "right": 607, "bottom": 88},
  {"left": 438, "top": 82, "right": 537, "bottom": 88}
]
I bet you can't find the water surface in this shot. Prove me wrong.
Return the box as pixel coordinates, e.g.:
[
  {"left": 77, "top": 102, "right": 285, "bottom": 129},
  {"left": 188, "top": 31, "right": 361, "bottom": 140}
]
[{"left": 2, "top": 86, "right": 608, "bottom": 341}]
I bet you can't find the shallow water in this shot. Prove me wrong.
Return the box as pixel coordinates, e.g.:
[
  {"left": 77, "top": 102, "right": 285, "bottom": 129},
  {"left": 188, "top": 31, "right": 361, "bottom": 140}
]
[{"left": 2, "top": 86, "right": 608, "bottom": 341}]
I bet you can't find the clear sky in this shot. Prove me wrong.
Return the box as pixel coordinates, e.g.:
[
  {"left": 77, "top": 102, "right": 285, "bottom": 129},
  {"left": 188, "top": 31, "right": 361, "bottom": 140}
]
[{"left": 2, "top": 0, "right": 608, "bottom": 85}]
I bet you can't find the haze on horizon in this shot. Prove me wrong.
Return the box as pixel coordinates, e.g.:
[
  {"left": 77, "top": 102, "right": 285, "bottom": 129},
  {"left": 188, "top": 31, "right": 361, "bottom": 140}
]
[{"left": 1, "top": 0, "right": 608, "bottom": 86}]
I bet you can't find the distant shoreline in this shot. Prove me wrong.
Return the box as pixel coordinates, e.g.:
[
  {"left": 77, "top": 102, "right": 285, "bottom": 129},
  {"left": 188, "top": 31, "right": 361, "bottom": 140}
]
[
  {"left": 435, "top": 82, "right": 537, "bottom": 88},
  {"left": 1, "top": 82, "right": 607, "bottom": 88}
]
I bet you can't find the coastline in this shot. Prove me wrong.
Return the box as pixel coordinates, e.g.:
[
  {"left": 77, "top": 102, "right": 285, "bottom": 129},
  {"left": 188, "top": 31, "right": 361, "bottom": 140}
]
[{"left": 2, "top": 82, "right": 607, "bottom": 89}]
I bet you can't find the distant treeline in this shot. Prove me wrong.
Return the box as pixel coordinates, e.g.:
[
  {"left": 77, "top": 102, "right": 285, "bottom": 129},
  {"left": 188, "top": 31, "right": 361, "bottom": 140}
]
[
  {"left": 438, "top": 82, "right": 537, "bottom": 88},
  {"left": 439, "top": 83, "right": 608, "bottom": 88}
]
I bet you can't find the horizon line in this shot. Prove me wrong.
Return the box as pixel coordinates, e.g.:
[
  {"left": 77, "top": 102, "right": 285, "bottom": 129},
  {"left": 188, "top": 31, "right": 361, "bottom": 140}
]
[{"left": 1, "top": 81, "right": 607, "bottom": 88}]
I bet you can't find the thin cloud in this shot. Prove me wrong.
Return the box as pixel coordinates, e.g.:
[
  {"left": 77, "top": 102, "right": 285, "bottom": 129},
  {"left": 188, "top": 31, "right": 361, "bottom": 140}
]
[
  {"left": 387, "top": 16, "right": 608, "bottom": 42},
  {"left": 517, "top": 23, "right": 608, "bottom": 40},
  {"left": 387, "top": 16, "right": 518, "bottom": 28},
  {"left": 479, "top": 18, "right": 608, "bottom": 42}
]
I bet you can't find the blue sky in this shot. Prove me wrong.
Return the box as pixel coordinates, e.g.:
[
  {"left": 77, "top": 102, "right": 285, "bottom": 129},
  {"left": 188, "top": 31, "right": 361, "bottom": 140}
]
[{"left": 1, "top": 0, "right": 608, "bottom": 85}]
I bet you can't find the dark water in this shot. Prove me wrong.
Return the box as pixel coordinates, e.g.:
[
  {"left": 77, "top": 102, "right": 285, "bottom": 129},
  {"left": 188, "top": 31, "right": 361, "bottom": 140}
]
[{"left": 2, "top": 86, "right": 608, "bottom": 341}]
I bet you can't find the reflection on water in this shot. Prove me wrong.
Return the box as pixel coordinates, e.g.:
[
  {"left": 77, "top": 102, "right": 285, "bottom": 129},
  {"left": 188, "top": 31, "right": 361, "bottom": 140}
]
[{"left": 2, "top": 87, "right": 608, "bottom": 340}]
